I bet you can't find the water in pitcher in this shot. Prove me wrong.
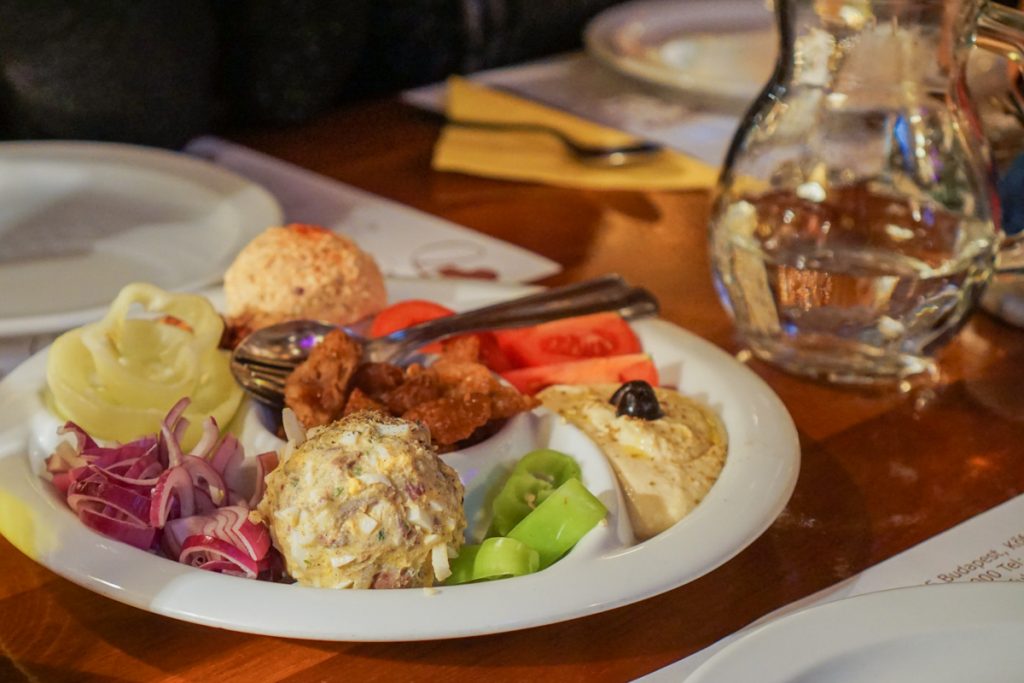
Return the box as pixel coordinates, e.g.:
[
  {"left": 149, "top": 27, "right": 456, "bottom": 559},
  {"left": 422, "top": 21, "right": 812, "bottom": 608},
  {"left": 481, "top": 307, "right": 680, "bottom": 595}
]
[
  {"left": 711, "top": 182, "right": 996, "bottom": 383},
  {"left": 706, "top": 0, "right": 1024, "bottom": 384}
]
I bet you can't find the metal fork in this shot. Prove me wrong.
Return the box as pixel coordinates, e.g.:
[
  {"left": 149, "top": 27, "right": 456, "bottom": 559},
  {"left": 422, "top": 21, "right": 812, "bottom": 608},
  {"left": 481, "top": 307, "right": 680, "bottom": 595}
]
[{"left": 447, "top": 118, "right": 664, "bottom": 168}]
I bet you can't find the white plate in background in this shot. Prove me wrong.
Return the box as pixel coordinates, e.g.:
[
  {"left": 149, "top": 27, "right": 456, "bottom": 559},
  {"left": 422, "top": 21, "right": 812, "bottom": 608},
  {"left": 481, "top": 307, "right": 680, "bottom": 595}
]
[
  {"left": 0, "top": 280, "right": 799, "bottom": 640},
  {"left": 0, "top": 141, "right": 282, "bottom": 337},
  {"left": 585, "top": 0, "right": 776, "bottom": 107},
  {"left": 687, "top": 582, "right": 1024, "bottom": 682}
]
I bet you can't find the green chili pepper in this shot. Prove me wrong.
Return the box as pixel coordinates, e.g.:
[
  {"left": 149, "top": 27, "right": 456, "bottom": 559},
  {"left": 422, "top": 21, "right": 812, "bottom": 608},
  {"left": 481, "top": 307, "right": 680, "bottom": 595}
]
[
  {"left": 489, "top": 473, "right": 550, "bottom": 537},
  {"left": 444, "top": 536, "right": 540, "bottom": 585},
  {"left": 508, "top": 477, "right": 607, "bottom": 569},
  {"left": 511, "top": 448, "right": 582, "bottom": 485},
  {"left": 451, "top": 449, "right": 606, "bottom": 584},
  {"left": 488, "top": 449, "right": 583, "bottom": 537}
]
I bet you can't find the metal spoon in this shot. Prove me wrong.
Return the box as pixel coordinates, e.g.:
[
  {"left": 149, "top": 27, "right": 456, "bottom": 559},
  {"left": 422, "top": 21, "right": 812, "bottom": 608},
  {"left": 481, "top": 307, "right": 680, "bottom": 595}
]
[
  {"left": 447, "top": 118, "right": 664, "bottom": 168},
  {"left": 231, "top": 275, "right": 659, "bottom": 408}
]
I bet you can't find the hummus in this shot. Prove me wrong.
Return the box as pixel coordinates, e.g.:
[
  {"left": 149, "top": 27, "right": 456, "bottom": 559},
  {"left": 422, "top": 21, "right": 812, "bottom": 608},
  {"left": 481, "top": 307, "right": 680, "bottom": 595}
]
[{"left": 538, "top": 384, "right": 727, "bottom": 540}]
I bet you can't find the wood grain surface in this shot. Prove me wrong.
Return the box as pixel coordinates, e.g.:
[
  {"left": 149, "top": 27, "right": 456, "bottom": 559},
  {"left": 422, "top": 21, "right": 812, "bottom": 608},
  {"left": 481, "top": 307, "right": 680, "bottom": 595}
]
[{"left": 3, "top": 99, "right": 1024, "bottom": 682}]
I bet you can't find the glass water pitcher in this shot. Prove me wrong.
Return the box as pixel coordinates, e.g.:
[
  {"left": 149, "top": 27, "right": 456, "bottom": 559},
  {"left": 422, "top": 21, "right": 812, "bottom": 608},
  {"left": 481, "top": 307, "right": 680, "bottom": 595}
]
[{"left": 709, "top": 0, "right": 1024, "bottom": 384}]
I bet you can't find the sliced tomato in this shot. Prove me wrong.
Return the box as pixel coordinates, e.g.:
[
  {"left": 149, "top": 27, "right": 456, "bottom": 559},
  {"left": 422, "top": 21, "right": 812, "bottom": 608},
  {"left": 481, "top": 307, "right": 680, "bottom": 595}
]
[
  {"left": 500, "top": 354, "right": 658, "bottom": 395},
  {"left": 495, "top": 313, "right": 642, "bottom": 370},
  {"left": 475, "top": 331, "right": 516, "bottom": 373},
  {"left": 369, "top": 300, "right": 455, "bottom": 353}
]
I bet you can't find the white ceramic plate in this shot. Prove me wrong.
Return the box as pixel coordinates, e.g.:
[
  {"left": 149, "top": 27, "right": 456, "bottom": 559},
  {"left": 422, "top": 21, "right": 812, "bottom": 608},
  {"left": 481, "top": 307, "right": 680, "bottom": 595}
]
[
  {"left": 584, "top": 0, "right": 776, "bottom": 107},
  {"left": 0, "top": 280, "right": 799, "bottom": 641},
  {"left": 687, "top": 582, "right": 1024, "bottom": 682},
  {"left": 0, "top": 141, "right": 283, "bottom": 337}
]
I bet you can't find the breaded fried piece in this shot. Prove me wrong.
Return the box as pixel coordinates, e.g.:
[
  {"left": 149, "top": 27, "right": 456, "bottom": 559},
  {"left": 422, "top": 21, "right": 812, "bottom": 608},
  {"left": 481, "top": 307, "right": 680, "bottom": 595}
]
[
  {"left": 351, "top": 362, "right": 405, "bottom": 396},
  {"left": 283, "top": 327, "right": 537, "bottom": 444},
  {"left": 439, "top": 334, "right": 481, "bottom": 362},
  {"left": 284, "top": 330, "right": 362, "bottom": 428},
  {"left": 403, "top": 394, "right": 491, "bottom": 449},
  {"left": 343, "top": 387, "right": 388, "bottom": 416},
  {"left": 431, "top": 354, "right": 496, "bottom": 396},
  {"left": 488, "top": 384, "right": 539, "bottom": 419},
  {"left": 382, "top": 368, "right": 445, "bottom": 415}
]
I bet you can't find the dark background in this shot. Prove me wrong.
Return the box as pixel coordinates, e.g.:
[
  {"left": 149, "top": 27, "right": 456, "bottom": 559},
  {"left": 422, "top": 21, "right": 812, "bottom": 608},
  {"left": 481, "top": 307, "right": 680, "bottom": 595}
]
[{"left": 0, "top": 0, "right": 626, "bottom": 148}]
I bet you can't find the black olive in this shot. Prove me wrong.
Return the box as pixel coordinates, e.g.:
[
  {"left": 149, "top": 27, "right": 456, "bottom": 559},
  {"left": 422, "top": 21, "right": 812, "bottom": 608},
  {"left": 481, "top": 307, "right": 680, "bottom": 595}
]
[{"left": 609, "top": 380, "right": 663, "bottom": 420}]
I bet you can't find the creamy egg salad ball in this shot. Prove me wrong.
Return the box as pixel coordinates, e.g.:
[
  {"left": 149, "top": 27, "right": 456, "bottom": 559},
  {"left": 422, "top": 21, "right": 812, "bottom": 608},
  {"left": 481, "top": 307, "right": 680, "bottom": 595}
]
[{"left": 257, "top": 411, "right": 466, "bottom": 589}]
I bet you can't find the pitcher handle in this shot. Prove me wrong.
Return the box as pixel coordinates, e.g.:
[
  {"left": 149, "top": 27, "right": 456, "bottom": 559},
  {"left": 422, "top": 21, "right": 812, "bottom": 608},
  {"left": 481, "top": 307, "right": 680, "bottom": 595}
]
[
  {"left": 977, "top": 3, "right": 1024, "bottom": 62},
  {"left": 973, "top": 4, "right": 1024, "bottom": 273}
]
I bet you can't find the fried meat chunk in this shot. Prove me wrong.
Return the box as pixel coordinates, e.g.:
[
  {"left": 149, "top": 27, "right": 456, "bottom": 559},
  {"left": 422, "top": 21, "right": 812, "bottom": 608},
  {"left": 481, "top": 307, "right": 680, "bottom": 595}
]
[
  {"left": 343, "top": 387, "right": 388, "bottom": 416},
  {"left": 284, "top": 330, "right": 362, "bottom": 428},
  {"left": 351, "top": 362, "right": 405, "bottom": 396},
  {"left": 403, "top": 394, "right": 492, "bottom": 447},
  {"left": 488, "top": 384, "right": 538, "bottom": 419},
  {"left": 382, "top": 367, "right": 445, "bottom": 415},
  {"left": 430, "top": 355, "right": 495, "bottom": 396},
  {"left": 282, "top": 327, "right": 537, "bottom": 447}
]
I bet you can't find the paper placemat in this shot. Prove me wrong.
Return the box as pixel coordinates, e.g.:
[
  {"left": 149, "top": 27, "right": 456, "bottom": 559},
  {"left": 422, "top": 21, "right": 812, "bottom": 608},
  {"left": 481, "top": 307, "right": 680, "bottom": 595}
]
[{"left": 639, "top": 493, "right": 1024, "bottom": 680}]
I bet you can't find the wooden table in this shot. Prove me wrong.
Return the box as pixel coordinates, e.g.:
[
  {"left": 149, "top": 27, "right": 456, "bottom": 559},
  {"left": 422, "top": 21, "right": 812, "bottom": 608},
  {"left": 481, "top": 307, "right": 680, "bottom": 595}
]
[{"left": 4, "top": 98, "right": 1024, "bottom": 682}]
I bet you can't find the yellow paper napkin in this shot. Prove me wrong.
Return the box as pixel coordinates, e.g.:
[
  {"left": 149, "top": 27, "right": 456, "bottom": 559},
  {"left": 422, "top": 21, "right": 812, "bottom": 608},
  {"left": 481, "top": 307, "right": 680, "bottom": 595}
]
[{"left": 432, "top": 76, "right": 719, "bottom": 191}]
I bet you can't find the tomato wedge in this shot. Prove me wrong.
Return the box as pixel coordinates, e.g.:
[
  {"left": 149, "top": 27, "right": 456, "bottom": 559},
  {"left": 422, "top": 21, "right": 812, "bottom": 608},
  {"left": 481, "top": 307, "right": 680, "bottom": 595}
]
[
  {"left": 495, "top": 312, "right": 642, "bottom": 370},
  {"left": 368, "top": 300, "right": 454, "bottom": 353},
  {"left": 500, "top": 354, "right": 659, "bottom": 395}
]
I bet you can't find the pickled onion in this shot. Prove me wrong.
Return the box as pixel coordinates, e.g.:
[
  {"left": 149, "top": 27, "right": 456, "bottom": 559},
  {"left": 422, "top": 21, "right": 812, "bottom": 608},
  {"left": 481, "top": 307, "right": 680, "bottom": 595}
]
[{"left": 44, "top": 398, "right": 281, "bottom": 579}]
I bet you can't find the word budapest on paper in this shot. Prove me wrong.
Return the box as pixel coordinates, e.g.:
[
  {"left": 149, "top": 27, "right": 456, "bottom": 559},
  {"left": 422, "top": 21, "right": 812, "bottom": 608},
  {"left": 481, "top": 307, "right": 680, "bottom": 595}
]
[
  {"left": 851, "top": 494, "right": 1024, "bottom": 594},
  {"left": 927, "top": 543, "right": 1024, "bottom": 584}
]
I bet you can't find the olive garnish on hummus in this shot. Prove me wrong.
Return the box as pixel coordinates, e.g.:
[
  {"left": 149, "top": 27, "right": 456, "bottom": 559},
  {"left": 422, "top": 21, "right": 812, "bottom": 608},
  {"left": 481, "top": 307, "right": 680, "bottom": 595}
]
[
  {"left": 539, "top": 383, "right": 727, "bottom": 541},
  {"left": 609, "top": 380, "right": 664, "bottom": 420}
]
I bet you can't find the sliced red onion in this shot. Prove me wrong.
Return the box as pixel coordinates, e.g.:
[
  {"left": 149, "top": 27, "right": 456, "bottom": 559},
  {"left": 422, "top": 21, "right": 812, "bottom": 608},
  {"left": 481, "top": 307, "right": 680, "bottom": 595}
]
[
  {"left": 198, "top": 505, "right": 270, "bottom": 561},
  {"left": 181, "top": 454, "right": 227, "bottom": 505},
  {"left": 66, "top": 465, "right": 94, "bottom": 488},
  {"left": 45, "top": 440, "right": 86, "bottom": 474},
  {"left": 149, "top": 466, "right": 195, "bottom": 527},
  {"left": 94, "top": 455, "right": 163, "bottom": 490},
  {"left": 82, "top": 435, "right": 156, "bottom": 459},
  {"left": 193, "top": 488, "right": 217, "bottom": 514},
  {"left": 195, "top": 560, "right": 249, "bottom": 576},
  {"left": 82, "top": 445, "right": 149, "bottom": 471},
  {"left": 188, "top": 416, "right": 220, "bottom": 459},
  {"left": 160, "top": 423, "right": 184, "bottom": 469},
  {"left": 208, "top": 434, "right": 246, "bottom": 496},
  {"left": 281, "top": 408, "right": 306, "bottom": 447},
  {"left": 102, "top": 458, "right": 140, "bottom": 473},
  {"left": 51, "top": 472, "right": 72, "bottom": 493},
  {"left": 158, "top": 397, "right": 192, "bottom": 468},
  {"left": 162, "top": 514, "right": 208, "bottom": 558},
  {"left": 226, "top": 490, "right": 248, "bottom": 507},
  {"left": 128, "top": 434, "right": 159, "bottom": 451},
  {"left": 57, "top": 421, "right": 98, "bottom": 452},
  {"left": 248, "top": 451, "right": 279, "bottom": 508},
  {"left": 78, "top": 507, "right": 157, "bottom": 550},
  {"left": 180, "top": 535, "right": 259, "bottom": 578},
  {"left": 67, "top": 478, "right": 151, "bottom": 524},
  {"left": 47, "top": 396, "right": 281, "bottom": 581},
  {"left": 232, "top": 515, "right": 271, "bottom": 561},
  {"left": 164, "top": 397, "right": 191, "bottom": 432}
]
